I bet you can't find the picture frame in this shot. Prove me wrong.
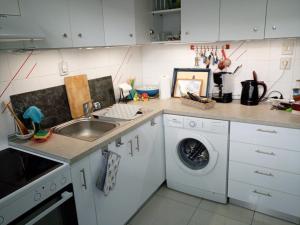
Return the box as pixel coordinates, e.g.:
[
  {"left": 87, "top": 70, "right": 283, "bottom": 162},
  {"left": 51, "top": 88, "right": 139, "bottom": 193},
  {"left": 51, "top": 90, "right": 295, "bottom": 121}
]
[
  {"left": 174, "top": 78, "right": 203, "bottom": 98},
  {"left": 171, "top": 68, "right": 211, "bottom": 97}
]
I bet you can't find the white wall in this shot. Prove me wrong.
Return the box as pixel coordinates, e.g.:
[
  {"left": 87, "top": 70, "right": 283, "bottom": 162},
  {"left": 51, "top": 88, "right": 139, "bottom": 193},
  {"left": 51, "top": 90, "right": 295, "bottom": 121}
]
[
  {"left": 141, "top": 38, "right": 300, "bottom": 99},
  {"left": 1, "top": 38, "right": 300, "bottom": 148},
  {"left": 0, "top": 46, "right": 143, "bottom": 147}
]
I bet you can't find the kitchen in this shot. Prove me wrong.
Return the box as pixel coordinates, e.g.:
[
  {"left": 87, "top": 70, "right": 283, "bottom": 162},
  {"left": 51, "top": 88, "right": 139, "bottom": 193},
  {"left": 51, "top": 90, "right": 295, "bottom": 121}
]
[{"left": 0, "top": 0, "right": 300, "bottom": 225}]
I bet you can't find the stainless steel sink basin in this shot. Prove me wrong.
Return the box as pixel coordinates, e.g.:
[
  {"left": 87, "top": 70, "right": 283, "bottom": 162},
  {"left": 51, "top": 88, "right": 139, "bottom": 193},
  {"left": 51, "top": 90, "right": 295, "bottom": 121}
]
[{"left": 53, "top": 118, "right": 119, "bottom": 142}]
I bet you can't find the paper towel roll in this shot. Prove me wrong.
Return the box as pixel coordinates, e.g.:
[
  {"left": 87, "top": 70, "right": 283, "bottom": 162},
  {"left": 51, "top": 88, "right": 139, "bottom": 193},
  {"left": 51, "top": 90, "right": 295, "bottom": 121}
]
[{"left": 159, "top": 75, "right": 171, "bottom": 100}]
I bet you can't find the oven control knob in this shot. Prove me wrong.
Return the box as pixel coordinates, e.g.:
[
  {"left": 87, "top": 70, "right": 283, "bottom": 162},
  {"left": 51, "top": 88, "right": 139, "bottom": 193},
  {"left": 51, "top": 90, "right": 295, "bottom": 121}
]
[
  {"left": 0, "top": 216, "right": 4, "bottom": 224},
  {"left": 61, "top": 177, "right": 67, "bottom": 185},
  {"left": 34, "top": 192, "right": 42, "bottom": 201},
  {"left": 189, "top": 121, "right": 196, "bottom": 128},
  {"left": 50, "top": 183, "right": 57, "bottom": 192}
]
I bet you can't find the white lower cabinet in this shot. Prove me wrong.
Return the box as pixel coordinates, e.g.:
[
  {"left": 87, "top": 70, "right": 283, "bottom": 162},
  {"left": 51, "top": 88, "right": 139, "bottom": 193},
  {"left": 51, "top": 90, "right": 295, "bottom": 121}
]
[
  {"left": 229, "top": 122, "right": 300, "bottom": 219},
  {"left": 71, "top": 157, "right": 98, "bottom": 225},
  {"left": 84, "top": 115, "right": 165, "bottom": 225}
]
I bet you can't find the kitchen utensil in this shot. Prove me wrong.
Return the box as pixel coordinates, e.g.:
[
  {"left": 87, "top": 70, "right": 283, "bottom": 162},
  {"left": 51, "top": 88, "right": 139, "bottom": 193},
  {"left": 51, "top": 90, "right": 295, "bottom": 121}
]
[
  {"left": 2, "top": 102, "right": 29, "bottom": 135},
  {"left": 135, "top": 86, "right": 159, "bottom": 97},
  {"left": 241, "top": 72, "right": 267, "bottom": 105},
  {"left": 64, "top": 74, "right": 92, "bottom": 119}
]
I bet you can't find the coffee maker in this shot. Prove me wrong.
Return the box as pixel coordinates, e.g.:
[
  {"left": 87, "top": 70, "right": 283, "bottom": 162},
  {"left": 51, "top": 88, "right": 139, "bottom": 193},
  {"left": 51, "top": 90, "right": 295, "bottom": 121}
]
[{"left": 212, "top": 72, "right": 233, "bottom": 103}]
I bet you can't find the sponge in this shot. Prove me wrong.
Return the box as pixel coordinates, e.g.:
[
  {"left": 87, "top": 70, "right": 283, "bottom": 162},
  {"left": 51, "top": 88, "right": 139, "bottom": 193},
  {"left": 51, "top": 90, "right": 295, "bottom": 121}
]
[{"left": 33, "top": 130, "right": 52, "bottom": 143}]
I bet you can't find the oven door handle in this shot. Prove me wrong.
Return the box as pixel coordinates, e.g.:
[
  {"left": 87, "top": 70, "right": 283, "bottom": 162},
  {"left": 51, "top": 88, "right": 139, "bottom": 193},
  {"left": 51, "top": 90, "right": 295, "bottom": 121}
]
[{"left": 25, "top": 191, "right": 73, "bottom": 225}]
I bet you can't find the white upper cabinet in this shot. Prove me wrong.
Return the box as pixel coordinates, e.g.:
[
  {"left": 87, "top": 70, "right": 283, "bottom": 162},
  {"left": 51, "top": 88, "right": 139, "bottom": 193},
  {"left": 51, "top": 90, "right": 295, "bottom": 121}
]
[
  {"left": 68, "top": 0, "right": 105, "bottom": 47},
  {"left": 181, "top": 0, "right": 220, "bottom": 43},
  {"left": 220, "top": 0, "right": 267, "bottom": 41},
  {"left": 265, "top": 0, "right": 300, "bottom": 38},
  {"left": 20, "top": 0, "right": 73, "bottom": 48},
  {"left": 0, "top": 0, "right": 20, "bottom": 15},
  {"left": 103, "top": 0, "right": 151, "bottom": 46}
]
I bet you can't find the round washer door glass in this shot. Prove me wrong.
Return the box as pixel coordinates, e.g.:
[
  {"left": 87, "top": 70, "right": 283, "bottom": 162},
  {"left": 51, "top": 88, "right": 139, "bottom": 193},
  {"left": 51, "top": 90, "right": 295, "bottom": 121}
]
[{"left": 177, "top": 138, "right": 210, "bottom": 170}]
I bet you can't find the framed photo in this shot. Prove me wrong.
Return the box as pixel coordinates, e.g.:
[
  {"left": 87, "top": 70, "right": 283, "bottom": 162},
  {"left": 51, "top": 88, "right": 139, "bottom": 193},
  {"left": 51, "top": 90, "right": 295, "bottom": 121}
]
[
  {"left": 174, "top": 79, "right": 203, "bottom": 97},
  {"left": 171, "top": 68, "right": 211, "bottom": 97}
]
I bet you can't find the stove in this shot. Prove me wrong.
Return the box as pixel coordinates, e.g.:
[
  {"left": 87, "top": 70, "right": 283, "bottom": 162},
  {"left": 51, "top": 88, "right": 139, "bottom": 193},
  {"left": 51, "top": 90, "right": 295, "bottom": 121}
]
[
  {"left": 0, "top": 148, "right": 62, "bottom": 200},
  {"left": 0, "top": 147, "right": 75, "bottom": 225}
]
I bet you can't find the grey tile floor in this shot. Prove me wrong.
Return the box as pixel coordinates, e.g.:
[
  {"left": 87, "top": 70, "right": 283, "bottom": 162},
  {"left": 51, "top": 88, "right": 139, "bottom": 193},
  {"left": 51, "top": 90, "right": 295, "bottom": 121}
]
[{"left": 128, "top": 184, "right": 295, "bottom": 225}]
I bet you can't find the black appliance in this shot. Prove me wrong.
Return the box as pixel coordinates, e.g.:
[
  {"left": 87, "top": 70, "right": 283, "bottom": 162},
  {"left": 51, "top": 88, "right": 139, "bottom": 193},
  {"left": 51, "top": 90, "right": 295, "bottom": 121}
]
[
  {"left": 212, "top": 72, "right": 233, "bottom": 103},
  {"left": 0, "top": 148, "right": 62, "bottom": 200},
  {"left": 241, "top": 80, "right": 267, "bottom": 106},
  {"left": 0, "top": 148, "right": 78, "bottom": 225}
]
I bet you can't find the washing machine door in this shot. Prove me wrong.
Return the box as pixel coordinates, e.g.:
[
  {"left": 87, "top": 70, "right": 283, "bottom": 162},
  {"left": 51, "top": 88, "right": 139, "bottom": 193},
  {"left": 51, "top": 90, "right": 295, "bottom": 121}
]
[{"left": 174, "top": 133, "right": 218, "bottom": 175}]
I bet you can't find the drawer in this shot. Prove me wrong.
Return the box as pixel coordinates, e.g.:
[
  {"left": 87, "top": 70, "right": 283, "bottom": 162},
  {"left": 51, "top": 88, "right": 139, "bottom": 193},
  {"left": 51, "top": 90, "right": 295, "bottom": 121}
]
[
  {"left": 229, "top": 161, "right": 300, "bottom": 196},
  {"left": 230, "top": 122, "right": 300, "bottom": 151},
  {"left": 230, "top": 141, "right": 300, "bottom": 174},
  {"left": 228, "top": 180, "right": 300, "bottom": 217}
]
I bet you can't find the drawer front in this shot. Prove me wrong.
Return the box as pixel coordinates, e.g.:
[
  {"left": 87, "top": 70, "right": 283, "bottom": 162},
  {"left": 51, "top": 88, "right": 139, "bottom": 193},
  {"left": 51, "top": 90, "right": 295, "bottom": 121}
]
[
  {"left": 230, "top": 122, "right": 300, "bottom": 151},
  {"left": 229, "top": 180, "right": 300, "bottom": 217},
  {"left": 230, "top": 141, "right": 300, "bottom": 174},
  {"left": 229, "top": 161, "right": 300, "bottom": 196}
]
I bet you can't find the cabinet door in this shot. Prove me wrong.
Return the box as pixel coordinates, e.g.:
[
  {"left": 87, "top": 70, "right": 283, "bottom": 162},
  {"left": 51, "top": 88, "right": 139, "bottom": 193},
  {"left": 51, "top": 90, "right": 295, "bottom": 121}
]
[
  {"left": 68, "top": 0, "right": 105, "bottom": 47},
  {"left": 220, "top": 0, "right": 267, "bottom": 41},
  {"left": 20, "top": 0, "right": 73, "bottom": 48},
  {"left": 89, "top": 132, "right": 141, "bottom": 225},
  {"left": 137, "top": 115, "right": 165, "bottom": 207},
  {"left": 265, "top": 0, "right": 300, "bottom": 38},
  {"left": 0, "top": 0, "right": 20, "bottom": 15},
  {"left": 102, "top": 0, "right": 136, "bottom": 45},
  {"left": 181, "top": 0, "right": 220, "bottom": 42},
  {"left": 71, "top": 158, "right": 98, "bottom": 225}
]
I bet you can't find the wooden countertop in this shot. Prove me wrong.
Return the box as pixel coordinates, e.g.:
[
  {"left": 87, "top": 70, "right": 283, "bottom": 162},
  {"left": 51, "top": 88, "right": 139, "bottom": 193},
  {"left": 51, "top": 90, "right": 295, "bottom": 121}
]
[{"left": 9, "top": 98, "right": 300, "bottom": 164}]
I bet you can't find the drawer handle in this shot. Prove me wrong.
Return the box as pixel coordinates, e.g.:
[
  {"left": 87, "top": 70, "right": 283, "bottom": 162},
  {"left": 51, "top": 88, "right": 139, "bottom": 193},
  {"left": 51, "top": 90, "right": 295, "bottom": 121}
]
[
  {"left": 256, "top": 129, "right": 277, "bottom": 134},
  {"left": 253, "top": 190, "right": 272, "bottom": 197},
  {"left": 255, "top": 150, "right": 275, "bottom": 156},
  {"left": 254, "top": 170, "right": 274, "bottom": 177}
]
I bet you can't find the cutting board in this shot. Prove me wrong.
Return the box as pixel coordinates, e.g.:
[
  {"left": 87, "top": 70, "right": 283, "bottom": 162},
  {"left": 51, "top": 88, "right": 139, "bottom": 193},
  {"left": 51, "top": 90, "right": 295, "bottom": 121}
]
[{"left": 65, "top": 74, "right": 92, "bottom": 119}]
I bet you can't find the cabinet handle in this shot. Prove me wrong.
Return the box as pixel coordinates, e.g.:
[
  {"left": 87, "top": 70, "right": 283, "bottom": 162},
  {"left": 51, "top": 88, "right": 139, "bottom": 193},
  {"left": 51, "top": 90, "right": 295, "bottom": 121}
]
[
  {"left": 151, "top": 119, "right": 157, "bottom": 126},
  {"left": 272, "top": 25, "right": 277, "bottom": 30},
  {"left": 256, "top": 128, "right": 277, "bottom": 134},
  {"left": 255, "top": 150, "right": 275, "bottom": 156},
  {"left": 253, "top": 190, "right": 272, "bottom": 197},
  {"left": 254, "top": 170, "right": 274, "bottom": 177},
  {"left": 116, "top": 138, "right": 124, "bottom": 147},
  {"left": 185, "top": 31, "right": 189, "bottom": 35},
  {"left": 62, "top": 33, "right": 68, "bottom": 38},
  {"left": 128, "top": 140, "right": 133, "bottom": 157},
  {"left": 149, "top": 29, "right": 155, "bottom": 35},
  {"left": 129, "top": 33, "right": 133, "bottom": 38},
  {"left": 253, "top": 27, "right": 258, "bottom": 32},
  {"left": 135, "top": 135, "right": 140, "bottom": 152},
  {"left": 80, "top": 169, "right": 87, "bottom": 190},
  {"left": 78, "top": 33, "right": 82, "bottom": 38}
]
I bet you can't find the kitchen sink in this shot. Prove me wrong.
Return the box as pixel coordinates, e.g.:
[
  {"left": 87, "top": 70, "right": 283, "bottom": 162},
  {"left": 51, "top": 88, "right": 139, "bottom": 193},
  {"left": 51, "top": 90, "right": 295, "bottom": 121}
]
[{"left": 53, "top": 118, "right": 119, "bottom": 142}]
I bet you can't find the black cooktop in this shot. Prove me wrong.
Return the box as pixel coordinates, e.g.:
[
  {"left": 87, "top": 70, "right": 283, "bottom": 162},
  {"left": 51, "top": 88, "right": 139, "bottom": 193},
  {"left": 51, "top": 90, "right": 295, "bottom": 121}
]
[{"left": 0, "top": 148, "right": 62, "bottom": 200}]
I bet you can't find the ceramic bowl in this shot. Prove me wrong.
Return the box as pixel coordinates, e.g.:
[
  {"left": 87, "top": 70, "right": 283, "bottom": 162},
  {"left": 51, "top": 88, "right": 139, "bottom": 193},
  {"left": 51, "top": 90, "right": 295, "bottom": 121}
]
[
  {"left": 15, "top": 130, "right": 34, "bottom": 140},
  {"left": 136, "top": 86, "right": 159, "bottom": 97}
]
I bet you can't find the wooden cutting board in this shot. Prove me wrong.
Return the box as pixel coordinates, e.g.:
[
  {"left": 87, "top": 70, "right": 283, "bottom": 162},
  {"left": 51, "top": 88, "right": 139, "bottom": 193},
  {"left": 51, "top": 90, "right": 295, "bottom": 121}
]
[{"left": 64, "top": 74, "right": 92, "bottom": 119}]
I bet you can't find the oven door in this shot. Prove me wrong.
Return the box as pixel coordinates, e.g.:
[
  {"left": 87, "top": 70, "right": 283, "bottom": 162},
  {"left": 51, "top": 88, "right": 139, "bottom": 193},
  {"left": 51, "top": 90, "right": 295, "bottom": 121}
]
[{"left": 11, "top": 185, "right": 78, "bottom": 225}]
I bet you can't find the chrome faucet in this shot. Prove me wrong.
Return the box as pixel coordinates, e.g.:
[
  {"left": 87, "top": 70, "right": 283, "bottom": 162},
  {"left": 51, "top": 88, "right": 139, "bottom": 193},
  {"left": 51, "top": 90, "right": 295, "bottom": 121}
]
[{"left": 83, "top": 102, "right": 92, "bottom": 118}]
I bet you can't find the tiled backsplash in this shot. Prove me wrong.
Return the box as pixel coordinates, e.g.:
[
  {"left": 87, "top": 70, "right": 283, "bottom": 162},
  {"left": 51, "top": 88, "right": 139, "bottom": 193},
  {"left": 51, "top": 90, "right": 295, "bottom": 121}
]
[
  {"left": 0, "top": 38, "right": 300, "bottom": 147},
  {"left": 142, "top": 38, "right": 300, "bottom": 99}
]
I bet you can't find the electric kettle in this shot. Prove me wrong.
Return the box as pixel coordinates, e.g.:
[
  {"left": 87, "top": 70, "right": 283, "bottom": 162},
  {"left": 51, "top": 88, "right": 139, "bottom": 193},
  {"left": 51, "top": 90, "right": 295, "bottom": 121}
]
[{"left": 240, "top": 71, "right": 267, "bottom": 106}]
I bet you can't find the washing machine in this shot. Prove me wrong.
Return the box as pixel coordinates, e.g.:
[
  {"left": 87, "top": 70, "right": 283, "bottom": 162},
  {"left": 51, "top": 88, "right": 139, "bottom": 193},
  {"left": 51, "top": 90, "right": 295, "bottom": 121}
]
[{"left": 164, "top": 114, "right": 229, "bottom": 203}]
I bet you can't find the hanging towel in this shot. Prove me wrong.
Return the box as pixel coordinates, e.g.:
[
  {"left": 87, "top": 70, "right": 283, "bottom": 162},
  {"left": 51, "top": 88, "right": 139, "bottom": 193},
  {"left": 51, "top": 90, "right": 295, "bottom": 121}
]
[{"left": 96, "top": 150, "right": 121, "bottom": 196}]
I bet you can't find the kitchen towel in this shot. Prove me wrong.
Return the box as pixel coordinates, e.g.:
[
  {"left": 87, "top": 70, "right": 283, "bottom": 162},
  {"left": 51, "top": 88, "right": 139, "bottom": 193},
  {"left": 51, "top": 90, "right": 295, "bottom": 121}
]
[
  {"left": 96, "top": 150, "right": 121, "bottom": 196},
  {"left": 159, "top": 75, "right": 171, "bottom": 100}
]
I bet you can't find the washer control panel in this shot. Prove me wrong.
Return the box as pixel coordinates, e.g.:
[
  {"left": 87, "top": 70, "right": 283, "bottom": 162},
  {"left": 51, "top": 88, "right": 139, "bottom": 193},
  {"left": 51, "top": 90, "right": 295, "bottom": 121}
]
[{"left": 0, "top": 165, "right": 71, "bottom": 225}]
